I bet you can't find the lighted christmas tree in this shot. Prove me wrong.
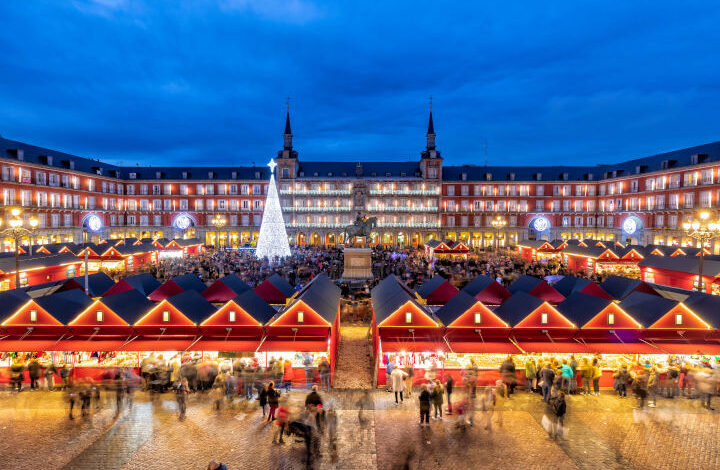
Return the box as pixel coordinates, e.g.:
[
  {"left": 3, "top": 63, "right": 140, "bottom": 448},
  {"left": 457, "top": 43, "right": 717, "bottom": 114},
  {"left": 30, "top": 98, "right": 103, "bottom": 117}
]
[{"left": 255, "top": 158, "right": 291, "bottom": 261}]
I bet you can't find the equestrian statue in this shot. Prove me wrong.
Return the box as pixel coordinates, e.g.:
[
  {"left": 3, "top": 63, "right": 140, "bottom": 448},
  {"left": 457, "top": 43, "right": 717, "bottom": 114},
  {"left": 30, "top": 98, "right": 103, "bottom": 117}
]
[{"left": 343, "top": 213, "right": 378, "bottom": 247}]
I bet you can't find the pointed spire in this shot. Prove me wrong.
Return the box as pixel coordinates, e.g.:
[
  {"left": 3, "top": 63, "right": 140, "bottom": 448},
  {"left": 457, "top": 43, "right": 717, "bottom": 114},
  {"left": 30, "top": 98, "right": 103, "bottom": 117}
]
[
  {"left": 422, "top": 96, "right": 440, "bottom": 159},
  {"left": 427, "top": 111, "right": 435, "bottom": 135},
  {"left": 278, "top": 98, "right": 297, "bottom": 159},
  {"left": 284, "top": 111, "right": 292, "bottom": 135}
]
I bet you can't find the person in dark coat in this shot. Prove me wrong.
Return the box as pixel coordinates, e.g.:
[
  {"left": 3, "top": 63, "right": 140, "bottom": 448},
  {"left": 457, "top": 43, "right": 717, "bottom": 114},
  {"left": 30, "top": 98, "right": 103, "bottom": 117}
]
[
  {"left": 550, "top": 391, "right": 567, "bottom": 439},
  {"left": 27, "top": 357, "right": 41, "bottom": 390},
  {"left": 266, "top": 381, "right": 280, "bottom": 422},
  {"left": 10, "top": 359, "right": 24, "bottom": 392},
  {"left": 258, "top": 384, "right": 268, "bottom": 417},
  {"left": 500, "top": 356, "right": 517, "bottom": 395},
  {"left": 419, "top": 384, "right": 431, "bottom": 425},
  {"left": 446, "top": 375, "right": 454, "bottom": 414}
]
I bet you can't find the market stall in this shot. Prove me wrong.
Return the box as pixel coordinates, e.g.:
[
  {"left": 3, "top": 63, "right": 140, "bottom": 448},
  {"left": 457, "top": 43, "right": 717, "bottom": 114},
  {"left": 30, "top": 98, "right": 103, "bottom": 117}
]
[
  {"left": 371, "top": 275, "right": 445, "bottom": 386},
  {"left": 552, "top": 275, "right": 613, "bottom": 301},
  {"left": 599, "top": 275, "right": 660, "bottom": 301},
  {"left": 102, "top": 273, "right": 161, "bottom": 297},
  {"left": 262, "top": 275, "right": 341, "bottom": 385}
]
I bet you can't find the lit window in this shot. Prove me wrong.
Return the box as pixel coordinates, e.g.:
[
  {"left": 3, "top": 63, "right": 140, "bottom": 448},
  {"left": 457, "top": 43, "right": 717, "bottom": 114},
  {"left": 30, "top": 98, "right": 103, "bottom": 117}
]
[
  {"left": 607, "top": 313, "right": 615, "bottom": 325},
  {"left": 540, "top": 312, "right": 548, "bottom": 324},
  {"left": 29, "top": 310, "right": 37, "bottom": 322},
  {"left": 474, "top": 312, "right": 481, "bottom": 324},
  {"left": 229, "top": 310, "right": 236, "bottom": 322},
  {"left": 297, "top": 311, "right": 304, "bottom": 323},
  {"left": 675, "top": 313, "right": 683, "bottom": 325},
  {"left": 96, "top": 310, "right": 103, "bottom": 322},
  {"left": 405, "top": 312, "right": 412, "bottom": 323},
  {"left": 162, "top": 310, "right": 170, "bottom": 322}
]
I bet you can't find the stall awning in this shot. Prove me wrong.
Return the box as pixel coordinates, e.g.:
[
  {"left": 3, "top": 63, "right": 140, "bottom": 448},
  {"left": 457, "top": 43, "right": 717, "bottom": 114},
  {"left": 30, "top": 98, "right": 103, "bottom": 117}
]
[
  {"left": 447, "top": 341, "right": 521, "bottom": 354},
  {"left": 0, "top": 339, "right": 59, "bottom": 352},
  {"left": 258, "top": 340, "right": 328, "bottom": 352},
  {"left": 55, "top": 340, "right": 126, "bottom": 351},
  {"left": 120, "top": 339, "right": 193, "bottom": 351},
  {"left": 380, "top": 339, "right": 449, "bottom": 353},
  {"left": 517, "top": 342, "right": 588, "bottom": 353},
  {"left": 188, "top": 340, "right": 260, "bottom": 352},
  {"left": 581, "top": 342, "right": 662, "bottom": 355},
  {"left": 650, "top": 343, "right": 720, "bottom": 355}
]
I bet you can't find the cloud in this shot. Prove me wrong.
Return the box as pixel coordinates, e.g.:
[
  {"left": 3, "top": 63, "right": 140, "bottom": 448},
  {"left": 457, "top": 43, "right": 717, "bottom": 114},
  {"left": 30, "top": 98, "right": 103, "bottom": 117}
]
[{"left": 0, "top": 1, "right": 719, "bottom": 166}]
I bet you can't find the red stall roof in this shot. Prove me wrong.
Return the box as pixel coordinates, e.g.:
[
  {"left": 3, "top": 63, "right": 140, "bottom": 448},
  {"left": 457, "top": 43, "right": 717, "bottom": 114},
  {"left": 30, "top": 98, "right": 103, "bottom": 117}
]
[
  {"left": 517, "top": 341, "right": 588, "bottom": 353},
  {"left": 448, "top": 341, "right": 520, "bottom": 354},
  {"left": 380, "top": 338, "right": 449, "bottom": 353}
]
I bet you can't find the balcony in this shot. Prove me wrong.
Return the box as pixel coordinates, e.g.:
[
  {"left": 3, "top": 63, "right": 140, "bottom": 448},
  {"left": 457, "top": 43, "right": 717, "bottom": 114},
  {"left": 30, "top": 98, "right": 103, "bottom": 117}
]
[
  {"left": 368, "top": 189, "right": 440, "bottom": 196},
  {"left": 283, "top": 206, "right": 353, "bottom": 212},
  {"left": 366, "top": 206, "right": 438, "bottom": 212},
  {"left": 280, "top": 189, "right": 352, "bottom": 196}
]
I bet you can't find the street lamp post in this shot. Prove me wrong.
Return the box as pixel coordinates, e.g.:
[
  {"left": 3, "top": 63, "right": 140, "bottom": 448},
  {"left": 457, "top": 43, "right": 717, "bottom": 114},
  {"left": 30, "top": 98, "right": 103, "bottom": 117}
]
[
  {"left": 490, "top": 216, "right": 507, "bottom": 253},
  {"left": 682, "top": 211, "right": 720, "bottom": 292},
  {"left": 211, "top": 214, "right": 227, "bottom": 249},
  {"left": 0, "top": 208, "right": 39, "bottom": 289}
]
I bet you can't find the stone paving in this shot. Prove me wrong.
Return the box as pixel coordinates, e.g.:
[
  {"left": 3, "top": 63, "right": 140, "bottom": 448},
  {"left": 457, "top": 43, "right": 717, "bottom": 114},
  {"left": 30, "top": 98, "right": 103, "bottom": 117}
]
[{"left": 1, "top": 388, "right": 720, "bottom": 469}]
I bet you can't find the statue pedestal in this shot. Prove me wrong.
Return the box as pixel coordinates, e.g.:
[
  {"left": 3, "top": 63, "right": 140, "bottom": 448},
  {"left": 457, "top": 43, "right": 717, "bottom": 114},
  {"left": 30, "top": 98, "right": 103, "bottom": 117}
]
[{"left": 341, "top": 247, "right": 373, "bottom": 279}]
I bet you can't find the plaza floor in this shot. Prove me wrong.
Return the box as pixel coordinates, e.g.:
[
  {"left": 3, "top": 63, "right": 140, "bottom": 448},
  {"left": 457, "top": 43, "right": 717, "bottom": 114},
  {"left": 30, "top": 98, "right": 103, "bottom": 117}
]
[{"left": 1, "top": 388, "right": 719, "bottom": 470}]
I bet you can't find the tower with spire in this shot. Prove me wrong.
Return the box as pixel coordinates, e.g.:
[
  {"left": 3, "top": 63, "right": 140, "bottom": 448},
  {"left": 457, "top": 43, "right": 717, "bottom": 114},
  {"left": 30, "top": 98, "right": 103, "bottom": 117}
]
[
  {"left": 276, "top": 99, "right": 298, "bottom": 180},
  {"left": 420, "top": 97, "right": 442, "bottom": 181},
  {"left": 421, "top": 97, "right": 440, "bottom": 159}
]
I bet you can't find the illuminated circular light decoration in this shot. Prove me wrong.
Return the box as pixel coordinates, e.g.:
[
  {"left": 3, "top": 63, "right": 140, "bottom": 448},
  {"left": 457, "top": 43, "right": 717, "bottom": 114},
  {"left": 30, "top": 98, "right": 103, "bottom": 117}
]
[
  {"left": 174, "top": 214, "right": 192, "bottom": 230},
  {"left": 86, "top": 214, "right": 103, "bottom": 232},
  {"left": 622, "top": 216, "right": 642, "bottom": 235},
  {"left": 532, "top": 216, "right": 550, "bottom": 233}
]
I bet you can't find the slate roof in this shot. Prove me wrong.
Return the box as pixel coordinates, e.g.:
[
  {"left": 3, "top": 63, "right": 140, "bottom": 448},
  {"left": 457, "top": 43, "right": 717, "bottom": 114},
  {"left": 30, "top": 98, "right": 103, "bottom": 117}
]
[
  {"left": 64, "top": 272, "right": 116, "bottom": 297},
  {"left": 293, "top": 274, "right": 341, "bottom": 323},
  {"left": 34, "top": 289, "right": 94, "bottom": 324},
  {"left": 166, "top": 290, "right": 217, "bottom": 324},
  {"left": 101, "top": 288, "right": 156, "bottom": 325},
  {"left": 618, "top": 291, "right": 678, "bottom": 327},
  {"left": 507, "top": 275, "right": 543, "bottom": 294},
  {"left": 463, "top": 275, "right": 513, "bottom": 303},
  {"left": 202, "top": 274, "right": 252, "bottom": 303},
  {"left": 371, "top": 275, "right": 425, "bottom": 324},
  {"left": 416, "top": 275, "right": 451, "bottom": 298},
  {"left": 493, "top": 291, "right": 545, "bottom": 327},
  {"left": 171, "top": 273, "right": 207, "bottom": 293},
  {"left": 4, "top": 135, "right": 720, "bottom": 182},
  {"left": 266, "top": 274, "right": 296, "bottom": 298},
  {"left": 435, "top": 291, "right": 481, "bottom": 326},
  {"left": 599, "top": 275, "right": 658, "bottom": 300},
  {"left": 556, "top": 292, "right": 613, "bottom": 327},
  {"left": 552, "top": 276, "right": 613, "bottom": 300},
  {"left": 122, "top": 273, "right": 162, "bottom": 297},
  {"left": 683, "top": 293, "right": 720, "bottom": 329},
  {"left": 0, "top": 289, "right": 32, "bottom": 323},
  {"left": 232, "top": 289, "right": 277, "bottom": 325}
]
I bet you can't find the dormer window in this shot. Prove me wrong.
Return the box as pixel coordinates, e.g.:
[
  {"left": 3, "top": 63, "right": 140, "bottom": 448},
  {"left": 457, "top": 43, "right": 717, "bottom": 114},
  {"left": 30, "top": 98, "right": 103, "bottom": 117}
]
[
  {"left": 675, "top": 313, "right": 683, "bottom": 325},
  {"left": 229, "top": 310, "right": 236, "bottom": 322},
  {"left": 405, "top": 312, "right": 412, "bottom": 323},
  {"left": 96, "top": 310, "right": 103, "bottom": 322},
  {"left": 540, "top": 312, "right": 548, "bottom": 324},
  {"left": 297, "top": 311, "right": 304, "bottom": 323},
  {"left": 474, "top": 312, "right": 481, "bottom": 324},
  {"left": 607, "top": 313, "right": 615, "bottom": 325},
  {"left": 162, "top": 310, "right": 170, "bottom": 322},
  {"left": 255, "top": 171, "right": 261, "bottom": 179},
  {"left": 29, "top": 310, "right": 37, "bottom": 322}
]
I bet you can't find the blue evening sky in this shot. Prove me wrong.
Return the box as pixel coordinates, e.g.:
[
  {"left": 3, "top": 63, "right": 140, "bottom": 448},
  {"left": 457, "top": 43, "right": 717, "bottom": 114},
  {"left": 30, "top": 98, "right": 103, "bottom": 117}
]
[{"left": 1, "top": 1, "right": 719, "bottom": 168}]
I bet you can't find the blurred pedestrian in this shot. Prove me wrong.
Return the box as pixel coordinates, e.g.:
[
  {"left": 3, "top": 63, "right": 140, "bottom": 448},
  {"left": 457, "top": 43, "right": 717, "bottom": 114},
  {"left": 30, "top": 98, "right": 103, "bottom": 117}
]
[
  {"left": 272, "top": 398, "right": 290, "bottom": 444},
  {"left": 175, "top": 377, "right": 190, "bottom": 421},
  {"left": 446, "top": 374, "right": 454, "bottom": 414},
  {"left": 500, "top": 356, "right": 516, "bottom": 396},
  {"left": 419, "top": 384, "right": 431, "bottom": 426},
  {"left": 258, "top": 383, "right": 268, "bottom": 417},
  {"left": 66, "top": 382, "right": 78, "bottom": 420},
  {"left": 44, "top": 363, "right": 56, "bottom": 391},
  {"left": 647, "top": 366, "right": 659, "bottom": 407},
  {"left": 318, "top": 356, "right": 331, "bottom": 392},
  {"left": 592, "top": 358, "right": 602, "bottom": 396},
  {"left": 540, "top": 363, "right": 554, "bottom": 402},
  {"left": 581, "top": 358, "right": 593, "bottom": 394},
  {"left": 391, "top": 367, "right": 408, "bottom": 405},
  {"left": 431, "top": 379, "right": 444, "bottom": 420},
  {"left": 266, "top": 381, "right": 280, "bottom": 422},
  {"left": 550, "top": 390, "right": 567, "bottom": 439},
  {"left": 303, "top": 352, "right": 315, "bottom": 389},
  {"left": 207, "top": 460, "right": 228, "bottom": 470},
  {"left": 10, "top": 358, "right": 24, "bottom": 392},
  {"left": 494, "top": 380, "right": 507, "bottom": 428},
  {"left": 525, "top": 357, "right": 537, "bottom": 392},
  {"left": 406, "top": 363, "right": 415, "bottom": 397},
  {"left": 27, "top": 356, "right": 41, "bottom": 390}
]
